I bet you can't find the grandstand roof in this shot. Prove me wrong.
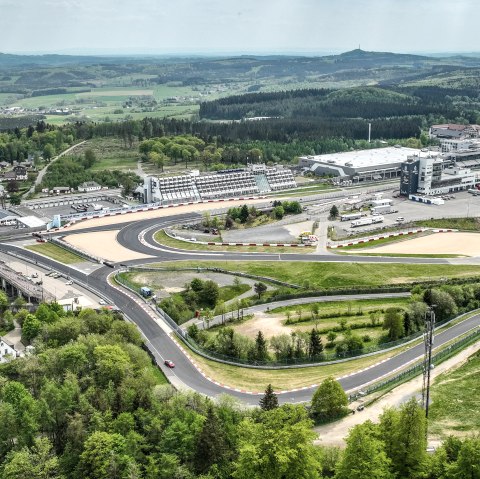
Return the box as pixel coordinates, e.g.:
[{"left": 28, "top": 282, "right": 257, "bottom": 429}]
[{"left": 300, "top": 147, "right": 438, "bottom": 169}]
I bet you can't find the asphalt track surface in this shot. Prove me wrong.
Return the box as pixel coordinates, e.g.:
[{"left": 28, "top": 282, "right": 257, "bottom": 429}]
[{"left": 4, "top": 212, "right": 480, "bottom": 405}]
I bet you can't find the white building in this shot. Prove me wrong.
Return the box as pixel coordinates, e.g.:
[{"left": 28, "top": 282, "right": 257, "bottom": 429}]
[
  {"left": 415, "top": 157, "right": 476, "bottom": 196},
  {"left": 77, "top": 181, "right": 102, "bottom": 193},
  {"left": 0, "top": 338, "right": 18, "bottom": 363},
  {"left": 298, "top": 147, "right": 439, "bottom": 183},
  {"left": 439, "top": 138, "right": 480, "bottom": 153}
]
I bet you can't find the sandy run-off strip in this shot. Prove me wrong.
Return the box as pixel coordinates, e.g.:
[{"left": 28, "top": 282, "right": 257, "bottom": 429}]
[
  {"left": 64, "top": 230, "right": 151, "bottom": 262},
  {"left": 360, "top": 232, "right": 480, "bottom": 256},
  {"left": 67, "top": 199, "right": 268, "bottom": 232}
]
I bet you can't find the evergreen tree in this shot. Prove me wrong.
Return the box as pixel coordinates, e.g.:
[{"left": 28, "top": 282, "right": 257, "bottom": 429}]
[
  {"left": 193, "top": 406, "right": 227, "bottom": 475},
  {"left": 329, "top": 205, "right": 339, "bottom": 219},
  {"left": 239, "top": 204, "right": 249, "bottom": 223},
  {"left": 252, "top": 331, "right": 268, "bottom": 362},
  {"left": 254, "top": 282, "right": 267, "bottom": 299},
  {"left": 308, "top": 328, "right": 324, "bottom": 359},
  {"left": 259, "top": 384, "right": 279, "bottom": 411}
]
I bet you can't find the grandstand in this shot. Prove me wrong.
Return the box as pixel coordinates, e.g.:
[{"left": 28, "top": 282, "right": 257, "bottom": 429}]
[{"left": 141, "top": 165, "right": 297, "bottom": 204}]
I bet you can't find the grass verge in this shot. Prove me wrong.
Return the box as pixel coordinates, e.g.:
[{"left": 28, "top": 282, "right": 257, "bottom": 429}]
[
  {"left": 152, "top": 261, "right": 480, "bottom": 290},
  {"left": 428, "top": 350, "right": 480, "bottom": 438},
  {"left": 26, "top": 243, "right": 84, "bottom": 264}
]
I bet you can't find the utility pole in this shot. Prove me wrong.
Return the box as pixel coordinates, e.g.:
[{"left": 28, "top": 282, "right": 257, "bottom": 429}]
[{"left": 422, "top": 305, "right": 436, "bottom": 420}]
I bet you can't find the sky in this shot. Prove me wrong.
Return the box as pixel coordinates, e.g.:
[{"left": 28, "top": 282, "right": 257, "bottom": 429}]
[{"left": 1, "top": 0, "right": 479, "bottom": 56}]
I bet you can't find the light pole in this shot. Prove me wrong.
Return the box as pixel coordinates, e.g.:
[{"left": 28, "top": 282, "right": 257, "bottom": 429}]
[{"left": 422, "top": 305, "right": 436, "bottom": 421}]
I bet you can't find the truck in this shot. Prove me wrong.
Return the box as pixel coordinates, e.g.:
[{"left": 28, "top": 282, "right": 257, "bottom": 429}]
[
  {"left": 140, "top": 287, "right": 152, "bottom": 298},
  {"left": 351, "top": 216, "right": 384, "bottom": 228}
]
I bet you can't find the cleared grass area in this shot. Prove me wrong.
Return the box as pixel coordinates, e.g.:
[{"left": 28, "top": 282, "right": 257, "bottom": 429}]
[
  {"left": 154, "top": 230, "right": 312, "bottom": 254},
  {"left": 428, "top": 351, "right": 480, "bottom": 438},
  {"left": 180, "top": 339, "right": 414, "bottom": 391},
  {"left": 67, "top": 137, "right": 139, "bottom": 172},
  {"left": 270, "top": 297, "right": 410, "bottom": 315},
  {"left": 415, "top": 217, "right": 480, "bottom": 231},
  {"left": 26, "top": 243, "right": 84, "bottom": 264},
  {"left": 155, "top": 261, "right": 480, "bottom": 289}
]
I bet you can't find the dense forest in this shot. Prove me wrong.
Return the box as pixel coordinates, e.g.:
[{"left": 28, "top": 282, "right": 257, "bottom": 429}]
[{"left": 0, "top": 303, "right": 478, "bottom": 478}]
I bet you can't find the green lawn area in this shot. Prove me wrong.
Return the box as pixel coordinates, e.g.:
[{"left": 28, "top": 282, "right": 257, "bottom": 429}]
[
  {"left": 155, "top": 261, "right": 480, "bottom": 290},
  {"left": 429, "top": 351, "right": 480, "bottom": 438},
  {"left": 26, "top": 243, "right": 84, "bottom": 264},
  {"left": 219, "top": 283, "right": 251, "bottom": 302},
  {"left": 177, "top": 337, "right": 416, "bottom": 391},
  {"left": 415, "top": 217, "right": 480, "bottom": 231},
  {"left": 154, "top": 230, "right": 311, "bottom": 254},
  {"left": 270, "top": 297, "right": 410, "bottom": 316}
]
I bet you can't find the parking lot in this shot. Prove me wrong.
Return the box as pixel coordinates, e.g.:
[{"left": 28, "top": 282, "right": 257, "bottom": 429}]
[{"left": 331, "top": 191, "right": 480, "bottom": 237}]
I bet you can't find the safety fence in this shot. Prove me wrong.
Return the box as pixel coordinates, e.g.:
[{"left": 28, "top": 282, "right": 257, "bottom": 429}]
[{"left": 349, "top": 327, "right": 480, "bottom": 402}]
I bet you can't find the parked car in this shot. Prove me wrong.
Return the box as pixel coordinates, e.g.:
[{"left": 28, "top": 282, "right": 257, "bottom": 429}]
[
  {"left": 65, "top": 280, "right": 73, "bottom": 285},
  {"left": 164, "top": 360, "right": 175, "bottom": 368},
  {"left": 99, "top": 299, "right": 107, "bottom": 305}
]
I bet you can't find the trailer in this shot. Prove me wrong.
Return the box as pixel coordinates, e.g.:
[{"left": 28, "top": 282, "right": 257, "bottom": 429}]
[
  {"left": 351, "top": 216, "right": 384, "bottom": 228},
  {"left": 340, "top": 213, "right": 362, "bottom": 222},
  {"left": 371, "top": 205, "right": 398, "bottom": 215}
]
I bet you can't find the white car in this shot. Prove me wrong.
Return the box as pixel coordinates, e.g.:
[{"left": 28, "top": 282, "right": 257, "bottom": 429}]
[
  {"left": 65, "top": 280, "right": 73, "bottom": 285},
  {"left": 99, "top": 299, "right": 107, "bottom": 305}
]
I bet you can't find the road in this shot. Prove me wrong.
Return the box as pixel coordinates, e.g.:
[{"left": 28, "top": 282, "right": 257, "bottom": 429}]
[
  {"left": 26, "top": 140, "right": 86, "bottom": 196},
  {"left": 2, "top": 210, "right": 479, "bottom": 406}
]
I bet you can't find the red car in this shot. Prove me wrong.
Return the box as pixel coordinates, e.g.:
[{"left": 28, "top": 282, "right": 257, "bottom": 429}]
[{"left": 164, "top": 360, "right": 175, "bottom": 368}]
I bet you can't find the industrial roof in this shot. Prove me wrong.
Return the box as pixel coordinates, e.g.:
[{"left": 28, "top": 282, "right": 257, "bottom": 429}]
[
  {"left": 16, "top": 216, "right": 48, "bottom": 228},
  {"left": 300, "top": 147, "right": 439, "bottom": 169}
]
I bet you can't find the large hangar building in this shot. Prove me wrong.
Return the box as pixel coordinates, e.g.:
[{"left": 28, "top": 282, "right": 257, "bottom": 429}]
[{"left": 298, "top": 146, "right": 437, "bottom": 184}]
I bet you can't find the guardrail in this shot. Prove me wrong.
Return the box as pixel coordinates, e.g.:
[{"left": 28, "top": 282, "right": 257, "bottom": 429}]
[
  {"left": 49, "top": 236, "right": 104, "bottom": 264},
  {"left": 113, "top": 270, "right": 480, "bottom": 369},
  {"left": 349, "top": 327, "right": 480, "bottom": 401}
]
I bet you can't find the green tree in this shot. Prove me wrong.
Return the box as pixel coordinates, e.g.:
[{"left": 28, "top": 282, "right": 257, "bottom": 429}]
[
  {"left": 43, "top": 144, "right": 55, "bottom": 161},
  {"left": 9, "top": 193, "right": 21, "bottom": 206},
  {"left": 335, "top": 421, "right": 393, "bottom": 479},
  {"left": 83, "top": 148, "right": 96, "bottom": 168},
  {"left": 259, "top": 384, "right": 279, "bottom": 411},
  {"left": 450, "top": 437, "right": 480, "bottom": 479},
  {"left": 273, "top": 205, "right": 284, "bottom": 219},
  {"left": 2, "top": 437, "right": 62, "bottom": 479},
  {"left": 310, "top": 377, "right": 348, "bottom": 421},
  {"left": 382, "top": 308, "right": 405, "bottom": 341},
  {"left": 199, "top": 280, "right": 220, "bottom": 309},
  {"left": 385, "top": 398, "right": 427, "bottom": 479},
  {"left": 251, "top": 331, "right": 268, "bottom": 362},
  {"left": 308, "top": 328, "right": 324, "bottom": 359},
  {"left": 78, "top": 431, "right": 128, "bottom": 479},
  {"left": 193, "top": 405, "right": 227, "bottom": 475},
  {"left": 239, "top": 204, "right": 249, "bottom": 223},
  {"left": 424, "top": 289, "right": 458, "bottom": 322},
  {"left": 329, "top": 205, "right": 339, "bottom": 219},
  {"left": 254, "top": 282, "right": 267, "bottom": 299},
  {"left": 233, "top": 405, "right": 321, "bottom": 479},
  {"left": 22, "top": 314, "right": 41, "bottom": 342}
]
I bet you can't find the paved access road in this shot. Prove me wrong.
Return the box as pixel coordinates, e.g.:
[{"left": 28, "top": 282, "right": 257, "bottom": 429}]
[{"left": 3, "top": 210, "right": 479, "bottom": 406}]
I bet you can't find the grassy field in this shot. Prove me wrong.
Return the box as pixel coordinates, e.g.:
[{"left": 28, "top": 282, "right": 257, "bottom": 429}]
[
  {"left": 26, "top": 243, "right": 84, "bottom": 264},
  {"left": 154, "top": 261, "right": 480, "bottom": 289},
  {"left": 63, "top": 137, "right": 139, "bottom": 172},
  {"left": 154, "top": 230, "right": 312, "bottom": 254},
  {"left": 270, "top": 296, "right": 410, "bottom": 317},
  {"left": 429, "top": 351, "right": 480, "bottom": 438},
  {"left": 415, "top": 217, "right": 480, "bottom": 231}
]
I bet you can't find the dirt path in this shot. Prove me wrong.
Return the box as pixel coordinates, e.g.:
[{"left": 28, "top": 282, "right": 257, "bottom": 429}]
[
  {"left": 360, "top": 232, "right": 480, "bottom": 256},
  {"left": 314, "top": 340, "right": 480, "bottom": 448}
]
